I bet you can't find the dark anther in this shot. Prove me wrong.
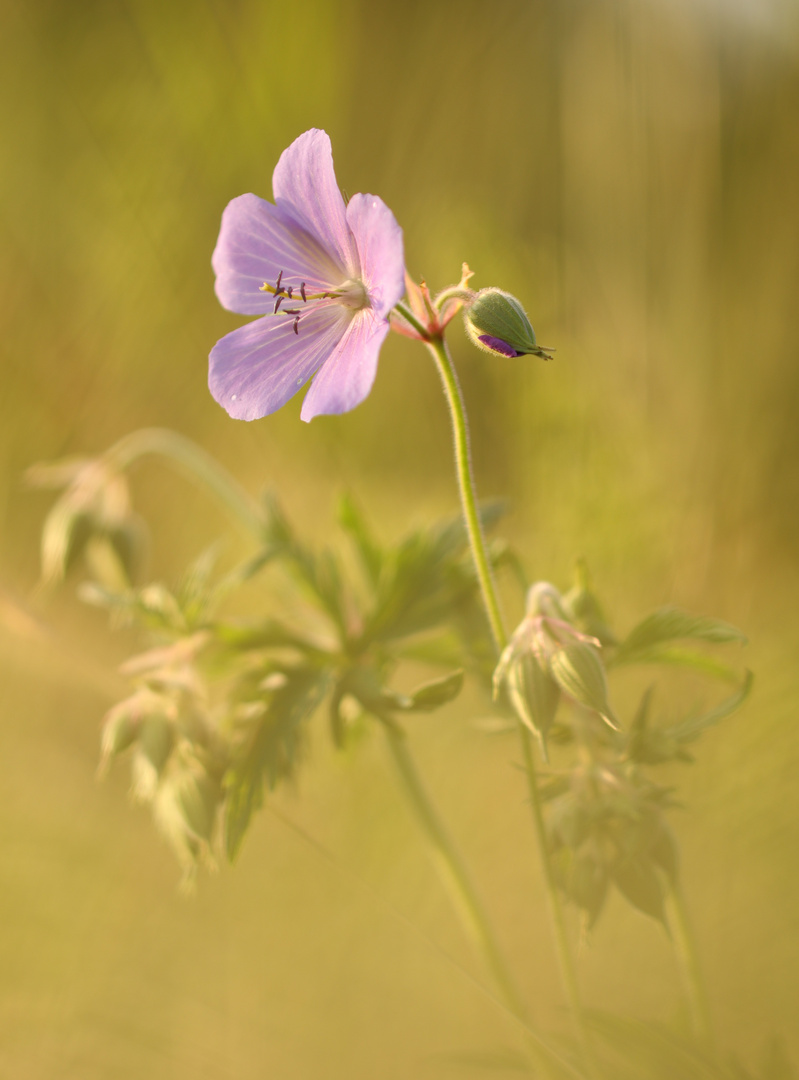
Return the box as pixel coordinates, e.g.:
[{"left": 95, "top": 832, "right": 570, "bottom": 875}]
[
  {"left": 275, "top": 270, "right": 283, "bottom": 291},
  {"left": 292, "top": 316, "right": 300, "bottom": 335},
  {"left": 274, "top": 295, "right": 284, "bottom": 313},
  {"left": 284, "top": 308, "right": 301, "bottom": 315},
  {"left": 300, "top": 282, "right": 307, "bottom": 303},
  {"left": 286, "top": 286, "right": 294, "bottom": 299}
]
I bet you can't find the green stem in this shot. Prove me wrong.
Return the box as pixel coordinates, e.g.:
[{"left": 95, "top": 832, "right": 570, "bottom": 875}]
[
  {"left": 424, "top": 336, "right": 507, "bottom": 653},
  {"left": 426, "top": 332, "right": 600, "bottom": 1077},
  {"left": 104, "top": 427, "right": 264, "bottom": 539},
  {"left": 384, "top": 725, "right": 529, "bottom": 1025},
  {"left": 521, "top": 729, "right": 597, "bottom": 1070},
  {"left": 665, "top": 880, "right": 715, "bottom": 1048},
  {"left": 393, "top": 299, "right": 430, "bottom": 340}
]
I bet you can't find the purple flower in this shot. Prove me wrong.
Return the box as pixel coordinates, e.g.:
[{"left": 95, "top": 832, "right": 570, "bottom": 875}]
[{"left": 209, "top": 129, "right": 405, "bottom": 422}]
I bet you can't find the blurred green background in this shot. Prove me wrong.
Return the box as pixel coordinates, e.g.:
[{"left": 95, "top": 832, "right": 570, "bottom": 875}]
[{"left": 2, "top": 0, "right": 798, "bottom": 1076}]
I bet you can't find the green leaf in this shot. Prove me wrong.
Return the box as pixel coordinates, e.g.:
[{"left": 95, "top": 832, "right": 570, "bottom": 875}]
[
  {"left": 616, "top": 606, "right": 747, "bottom": 662},
  {"left": 649, "top": 820, "right": 679, "bottom": 885},
  {"left": 225, "top": 666, "right": 330, "bottom": 861},
  {"left": 402, "top": 669, "right": 464, "bottom": 712},
  {"left": 337, "top": 492, "right": 383, "bottom": 588},
  {"left": 569, "top": 851, "right": 610, "bottom": 928},
  {"left": 668, "top": 670, "right": 753, "bottom": 744},
  {"left": 214, "top": 619, "right": 332, "bottom": 659},
  {"left": 262, "top": 493, "right": 348, "bottom": 635},
  {"left": 223, "top": 754, "right": 264, "bottom": 863},
  {"left": 562, "top": 557, "right": 617, "bottom": 646},
  {"left": 612, "top": 857, "right": 666, "bottom": 924},
  {"left": 611, "top": 644, "right": 742, "bottom": 683},
  {"left": 361, "top": 504, "right": 505, "bottom": 648}
]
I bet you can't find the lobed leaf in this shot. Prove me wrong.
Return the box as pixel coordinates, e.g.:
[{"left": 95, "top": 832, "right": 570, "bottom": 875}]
[
  {"left": 615, "top": 606, "right": 747, "bottom": 664},
  {"left": 224, "top": 666, "right": 330, "bottom": 861}
]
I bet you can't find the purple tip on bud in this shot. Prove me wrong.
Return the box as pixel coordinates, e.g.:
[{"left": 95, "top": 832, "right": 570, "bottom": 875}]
[{"left": 478, "top": 334, "right": 522, "bottom": 358}]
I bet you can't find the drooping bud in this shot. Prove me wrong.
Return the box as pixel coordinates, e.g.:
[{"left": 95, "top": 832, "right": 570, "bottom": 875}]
[
  {"left": 494, "top": 580, "right": 620, "bottom": 755},
  {"left": 465, "top": 288, "right": 553, "bottom": 360},
  {"left": 494, "top": 645, "right": 561, "bottom": 760}
]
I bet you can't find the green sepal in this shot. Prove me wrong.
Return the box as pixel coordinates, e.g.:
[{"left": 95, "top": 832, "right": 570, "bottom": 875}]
[
  {"left": 500, "top": 651, "right": 561, "bottom": 759},
  {"left": 549, "top": 642, "right": 619, "bottom": 730},
  {"left": 612, "top": 856, "right": 667, "bottom": 925}
]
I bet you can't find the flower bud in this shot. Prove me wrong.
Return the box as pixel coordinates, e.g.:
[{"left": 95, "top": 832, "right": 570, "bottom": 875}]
[
  {"left": 465, "top": 288, "right": 553, "bottom": 360},
  {"left": 27, "top": 456, "right": 144, "bottom": 586},
  {"left": 496, "top": 646, "right": 560, "bottom": 760}
]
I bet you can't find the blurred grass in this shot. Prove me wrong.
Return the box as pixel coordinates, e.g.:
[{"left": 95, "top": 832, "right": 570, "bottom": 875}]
[{"left": 1, "top": 0, "right": 798, "bottom": 1076}]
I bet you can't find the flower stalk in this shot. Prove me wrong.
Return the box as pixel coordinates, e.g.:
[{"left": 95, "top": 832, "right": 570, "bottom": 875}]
[
  {"left": 665, "top": 880, "right": 715, "bottom": 1049},
  {"left": 419, "top": 323, "right": 599, "bottom": 1078},
  {"left": 383, "top": 725, "right": 529, "bottom": 1025}
]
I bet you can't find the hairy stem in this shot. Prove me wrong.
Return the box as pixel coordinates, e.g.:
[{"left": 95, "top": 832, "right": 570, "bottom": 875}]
[
  {"left": 426, "top": 333, "right": 599, "bottom": 1077},
  {"left": 424, "top": 336, "right": 507, "bottom": 653},
  {"left": 384, "top": 726, "right": 529, "bottom": 1024}
]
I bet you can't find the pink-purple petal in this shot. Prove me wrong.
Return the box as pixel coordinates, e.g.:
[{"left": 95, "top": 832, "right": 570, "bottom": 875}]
[
  {"left": 271, "top": 130, "right": 356, "bottom": 277},
  {"left": 300, "top": 310, "right": 389, "bottom": 422},
  {"left": 212, "top": 193, "right": 341, "bottom": 316},
  {"left": 209, "top": 305, "right": 349, "bottom": 421},
  {"left": 345, "top": 194, "right": 405, "bottom": 319}
]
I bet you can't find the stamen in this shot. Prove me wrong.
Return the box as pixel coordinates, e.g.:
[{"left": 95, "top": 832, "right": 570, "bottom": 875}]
[
  {"left": 283, "top": 308, "right": 301, "bottom": 315},
  {"left": 286, "top": 286, "right": 294, "bottom": 300},
  {"left": 292, "top": 316, "right": 300, "bottom": 335},
  {"left": 274, "top": 295, "right": 284, "bottom": 313},
  {"left": 275, "top": 270, "right": 283, "bottom": 292},
  {"left": 300, "top": 282, "right": 307, "bottom": 303}
]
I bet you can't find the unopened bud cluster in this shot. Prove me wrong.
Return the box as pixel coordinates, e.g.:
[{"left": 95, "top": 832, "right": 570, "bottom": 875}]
[{"left": 493, "top": 582, "right": 617, "bottom": 757}]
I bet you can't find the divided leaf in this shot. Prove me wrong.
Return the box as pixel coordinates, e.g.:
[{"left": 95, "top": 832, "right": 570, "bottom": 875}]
[
  {"left": 615, "top": 606, "right": 747, "bottom": 665},
  {"left": 224, "top": 666, "right": 330, "bottom": 861}
]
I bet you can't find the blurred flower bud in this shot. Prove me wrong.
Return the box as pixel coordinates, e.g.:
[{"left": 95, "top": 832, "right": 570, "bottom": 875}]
[
  {"left": 131, "top": 713, "right": 176, "bottom": 801},
  {"left": 172, "top": 761, "right": 221, "bottom": 844},
  {"left": 27, "top": 456, "right": 145, "bottom": 587},
  {"left": 99, "top": 697, "right": 143, "bottom": 775},
  {"left": 494, "top": 640, "right": 560, "bottom": 760},
  {"left": 152, "top": 756, "right": 222, "bottom": 886},
  {"left": 464, "top": 288, "right": 553, "bottom": 360},
  {"left": 99, "top": 687, "right": 170, "bottom": 777}
]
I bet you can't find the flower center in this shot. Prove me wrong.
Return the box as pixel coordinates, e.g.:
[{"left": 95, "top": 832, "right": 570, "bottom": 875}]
[{"left": 259, "top": 270, "right": 369, "bottom": 335}]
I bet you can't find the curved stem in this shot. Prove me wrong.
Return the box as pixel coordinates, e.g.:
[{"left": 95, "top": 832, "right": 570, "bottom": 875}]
[
  {"left": 384, "top": 726, "right": 529, "bottom": 1025},
  {"left": 424, "top": 336, "right": 507, "bottom": 653},
  {"left": 665, "top": 880, "right": 715, "bottom": 1049},
  {"left": 426, "top": 333, "right": 600, "bottom": 1078},
  {"left": 393, "top": 299, "right": 429, "bottom": 341},
  {"left": 104, "top": 428, "right": 264, "bottom": 539}
]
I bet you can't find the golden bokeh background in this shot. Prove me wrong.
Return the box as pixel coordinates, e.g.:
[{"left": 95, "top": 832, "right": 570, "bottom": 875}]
[{"left": 1, "top": 0, "right": 798, "bottom": 1076}]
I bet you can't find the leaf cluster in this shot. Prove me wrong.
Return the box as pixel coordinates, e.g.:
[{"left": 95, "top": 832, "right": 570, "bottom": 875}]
[{"left": 76, "top": 488, "right": 499, "bottom": 873}]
